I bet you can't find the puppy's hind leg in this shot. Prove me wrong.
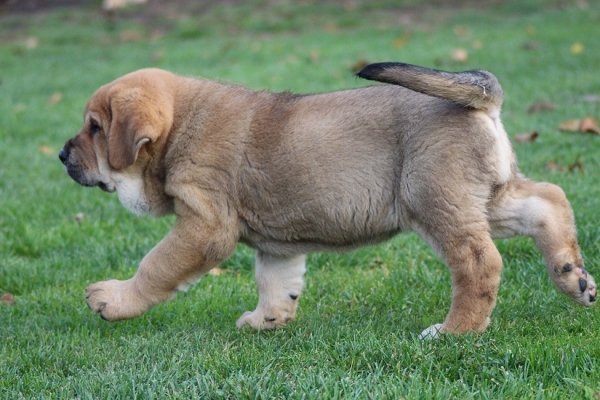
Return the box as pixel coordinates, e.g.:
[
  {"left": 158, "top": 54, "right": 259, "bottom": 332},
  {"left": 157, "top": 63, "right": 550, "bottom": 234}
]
[
  {"left": 419, "top": 229, "right": 503, "bottom": 338},
  {"left": 410, "top": 197, "right": 503, "bottom": 338},
  {"left": 489, "top": 178, "right": 597, "bottom": 306},
  {"left": 236, "top": 252, "right": 306, "bottom": 330}
]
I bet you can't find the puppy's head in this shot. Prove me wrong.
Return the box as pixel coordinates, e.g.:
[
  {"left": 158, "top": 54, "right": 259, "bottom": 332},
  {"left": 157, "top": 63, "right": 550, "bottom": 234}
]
[{"left": 59, "top": 68, "right": 175, "bottom": 192}]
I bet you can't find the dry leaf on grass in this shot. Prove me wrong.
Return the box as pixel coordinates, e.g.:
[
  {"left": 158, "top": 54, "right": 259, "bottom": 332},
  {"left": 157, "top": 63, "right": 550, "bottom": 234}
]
[
  {"left": 471, "top": 40, "right": 483, "bottom": 50},
  {"left": 150, "top": 50, "right": 164, "bottom": 62},
  {"left": 39, "top": 145, "right": 56, "bottom": 155},
  {"left": 570, "top": 42, "right": 585, "bottom": 55},
  {"left": 119, "top": 30, "right": 142, "bottom": 42},
  {"left": 453, "top": 25, "right": 470, "bottom": 38},
  {"left": 559, "top": 119, "right": 581, "bottom": 132},
  {"left": 392, "top": 31, "right": 412, "bottom": 49},
  {"left": 326, "top": 23, "right": 338, "bottom": 33},
  {"left": 580, "top": 117, "right": 600, "bottom": 134},
  {"left": 526, "top": 25, "right": 536, "bottom": 36},
  {"left": 527, "top": 101, "right": 556, "bottom": 113},
  {"left": 559, "top": 117, "right": 600, "bottom": 134},
  {"left": 24, "top": 37, "right": 39, "bottom": 49},
  {"left": 514, "top": 131, "right": 539, "bottom": 143},
  {"left": 521, "top": 41, "right": 541, "bottom": 51},
  {"left": 546, "top": 158, "right": 584, "bottom": 173},
  {"left": 1, "top": 293, "right": 15, "bottom": 305},
  {"left": 451, "top": 48, "right": 468, "bottom": 63},
  {"left": 47, "top": 92, "right": 62, "bottom": 105}
]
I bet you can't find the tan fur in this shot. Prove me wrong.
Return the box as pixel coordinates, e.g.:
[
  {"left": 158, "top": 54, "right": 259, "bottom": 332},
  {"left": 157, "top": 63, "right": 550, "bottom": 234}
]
[{"left": 59, "top": 64, "right": 596, "bottom": 336}]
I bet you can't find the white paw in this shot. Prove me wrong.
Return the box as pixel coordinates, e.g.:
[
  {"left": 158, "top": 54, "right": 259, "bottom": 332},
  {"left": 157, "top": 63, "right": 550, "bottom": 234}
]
[{"left": 418, "top": 323, "right": 444, "bottom": 340}]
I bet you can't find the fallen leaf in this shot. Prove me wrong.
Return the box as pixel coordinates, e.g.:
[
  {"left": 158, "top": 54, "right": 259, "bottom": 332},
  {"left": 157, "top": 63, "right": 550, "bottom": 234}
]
[
  {"left": 39, "top": 145, "right": 56, "bottom": 155},
  {"left": 326, "top": 23, "right": 338, "bottom": 33},
  {"left": 471, "top": 40, "right": 483, "bottom": 50},
  {"left": 0, "top": 293, "right": 15, "bottom": 305},
  {"left": 570, "top": 42, "right": 585, "bottom": 55},
  {"left": 47, "top": 92, "right": 62, "bottom": 105},
  {"left": 559, "top": 119, "right": 583, "bottom": 132},
  {"left": 580, "top": 117, "right": 600, "bottom": 134},
  {"left": 521, "top": 41, "right": 541, "bottom": 51},
  {"left": 568, "top": 159, "right": 584, "bottom": 172},
  {"left": 119, "top": 30, "right": 142, "bottom": 42},
  {"left": 451, "top": 48, "right": 468, "bottom": 63},
  {"left": 392, "top": 37, "right": 408, "bottom": 48},
  {"left": 392, "top": 31, "right": 412, "bottom": 49},
  {"left": 527, "top": 101, "right": 556, "bottom": 113},
  {"left": 24, "top": 37, "right": 39, "bottom": 49},
  {"left": 514, "top": 131, "right": 539, "bottom": 143},
  {"left": 208, "top": 267, "right": 228, "bottom": 276},
  {"left": 453, "top": 25, "right": 470, "bottom": 39},
  {"left": 546, "top": 157, "right": 584, "bottom": 173},
  {"left": 349, "top": 58, "right": 370, "bottom": 74},
  {"left": 559, "top": 117, "right": 600, "bottom": 134},
  {"left": 150, "top": 50, "right": 164, "bottom": 62},
  {"left": 308, "top": 50, "right": 320, "bottom": 64},
  {"left": 546, "top": 161, "right": 563, "bottom": 172}
]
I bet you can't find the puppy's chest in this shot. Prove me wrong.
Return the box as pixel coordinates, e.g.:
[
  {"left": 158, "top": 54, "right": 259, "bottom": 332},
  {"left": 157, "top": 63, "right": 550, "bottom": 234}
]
[{"left": 114, "top": 173, "right": 152, "bottom": 215}]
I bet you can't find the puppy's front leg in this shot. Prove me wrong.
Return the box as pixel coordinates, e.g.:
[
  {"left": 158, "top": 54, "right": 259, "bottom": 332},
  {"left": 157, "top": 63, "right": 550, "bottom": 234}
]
[
  {"left": 86, "top": 213, "right": 238, "bottom": 321},
  {"left": 236, "top": 252, "right": 306, "bottom": 330}
]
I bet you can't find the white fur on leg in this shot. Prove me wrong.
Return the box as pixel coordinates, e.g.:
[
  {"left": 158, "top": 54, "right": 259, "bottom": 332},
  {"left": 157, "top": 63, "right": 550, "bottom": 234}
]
[
  {"left": 236, "top": 252, "right": 306, "bottom": 329},
  {"left": 419, "top": 323, "right": 444, "bottom": 340}
]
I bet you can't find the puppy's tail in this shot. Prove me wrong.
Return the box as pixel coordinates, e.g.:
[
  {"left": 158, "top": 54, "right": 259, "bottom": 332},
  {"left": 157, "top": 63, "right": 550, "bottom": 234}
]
[{"left": 357, "top": 62, "right": 503, "bottom": 115}]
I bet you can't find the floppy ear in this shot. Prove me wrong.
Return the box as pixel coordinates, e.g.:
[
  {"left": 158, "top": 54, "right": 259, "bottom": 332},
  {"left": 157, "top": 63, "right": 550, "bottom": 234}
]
[{"left": 107, "top": 87, "right": 173, "bottom": 170}]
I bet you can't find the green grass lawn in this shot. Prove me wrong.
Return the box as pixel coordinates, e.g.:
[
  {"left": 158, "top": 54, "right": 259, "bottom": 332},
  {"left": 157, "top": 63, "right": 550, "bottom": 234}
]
[{"left": 1, "top": 0, "right": 600, "bottom": 398}]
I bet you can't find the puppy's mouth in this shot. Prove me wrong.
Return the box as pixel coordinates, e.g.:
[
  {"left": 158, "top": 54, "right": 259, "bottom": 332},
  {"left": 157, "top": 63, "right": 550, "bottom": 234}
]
[{"left": 64, "top": 165, "right": 115, "bottom": 193}]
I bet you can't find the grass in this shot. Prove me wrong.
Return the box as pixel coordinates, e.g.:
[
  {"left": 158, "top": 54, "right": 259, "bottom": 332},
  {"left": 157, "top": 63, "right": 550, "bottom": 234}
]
[{"left": 1, "top": 0, "right": 600, "bottom": 398}]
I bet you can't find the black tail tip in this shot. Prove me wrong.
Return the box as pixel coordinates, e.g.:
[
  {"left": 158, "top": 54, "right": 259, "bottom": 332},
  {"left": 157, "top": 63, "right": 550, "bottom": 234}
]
[
  {"left": 356, "top": 62, "right": 410, "bottom": 81},
  {"left": 356, "top": 62, "right": 388, "bottom": 80}
]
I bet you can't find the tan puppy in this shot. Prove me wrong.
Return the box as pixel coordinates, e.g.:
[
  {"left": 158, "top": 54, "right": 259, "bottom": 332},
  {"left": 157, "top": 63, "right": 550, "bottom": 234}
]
[{"left": 59, "top": 63, "right": 596, "bottom": 337}]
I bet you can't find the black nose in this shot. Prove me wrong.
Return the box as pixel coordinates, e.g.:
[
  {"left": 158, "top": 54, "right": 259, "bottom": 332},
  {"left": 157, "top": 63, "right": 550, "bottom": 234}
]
[{"left": 59, "top": 148, "right": 69, "bottom": 165}]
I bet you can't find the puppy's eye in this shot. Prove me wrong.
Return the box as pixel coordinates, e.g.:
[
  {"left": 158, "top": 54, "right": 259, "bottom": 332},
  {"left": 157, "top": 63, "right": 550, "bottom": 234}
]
[{"left": 90, "top": 120, "right": 102, "bottom": 135}]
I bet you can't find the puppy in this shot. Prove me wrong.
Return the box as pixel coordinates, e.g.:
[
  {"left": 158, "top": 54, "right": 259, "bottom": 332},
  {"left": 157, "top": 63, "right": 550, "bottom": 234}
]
[{"left": 59, "top": 62, "right": 596, "bottom": 337}]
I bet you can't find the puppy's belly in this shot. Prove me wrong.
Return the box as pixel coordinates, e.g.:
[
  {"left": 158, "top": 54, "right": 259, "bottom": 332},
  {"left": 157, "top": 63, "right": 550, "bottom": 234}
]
[{"left": 240, "top": 226, "right": 403, "bottom": 256}]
